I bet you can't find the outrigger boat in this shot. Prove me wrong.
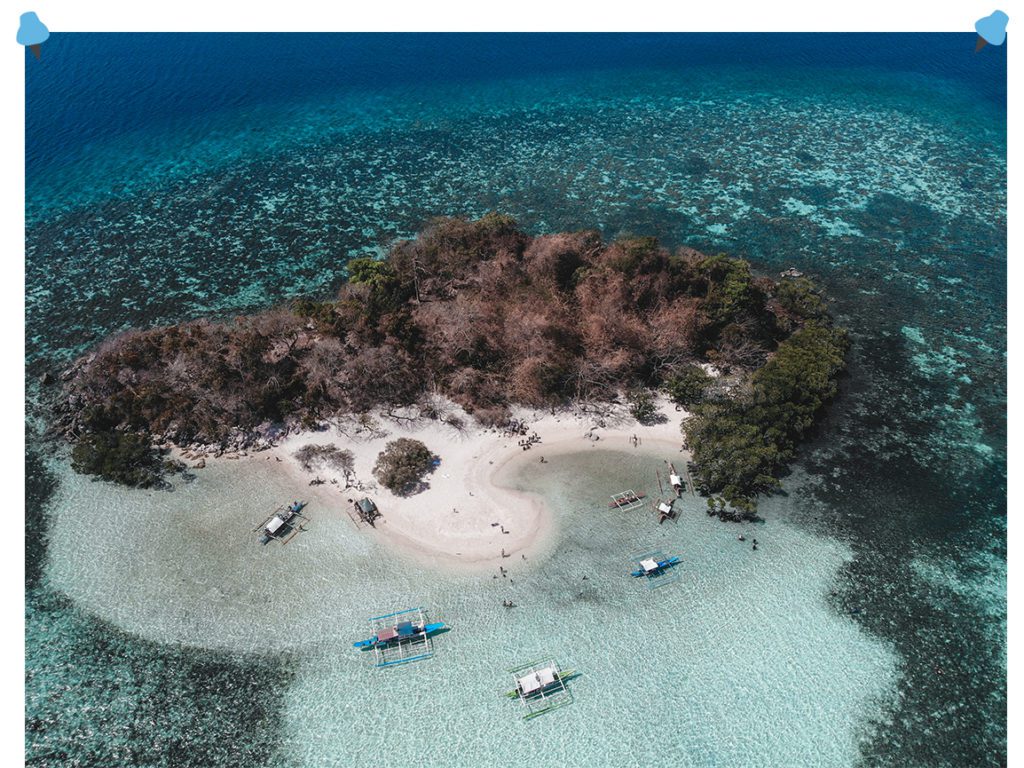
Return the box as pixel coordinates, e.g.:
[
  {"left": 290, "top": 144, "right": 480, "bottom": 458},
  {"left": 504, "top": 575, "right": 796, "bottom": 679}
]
[
  {"left": 353, "top": 618, "right": 446, "bottom": 651},
  {"left": 354, "top": 608, "right": 446, "bottom": 667},
  {"left": 505, "top": 659, "right": 577, "bottom": 720},
  {"left": 668, "top": 462, "right": 685, "bottom": 496},
  {"left": 505, "top": 665, "right": 576, "bottom": 698},
  {"left": 608, "top": 490, "right": 646, "bottom": 509},
  {"left": 631, "top": 554, "right": 681, "bottom": 577},
  {"left": 656, "top": 499, "right": 678, "bottom": 524},
  {"left": 257, "top": 501, "right": 308, "bottom": 545}
]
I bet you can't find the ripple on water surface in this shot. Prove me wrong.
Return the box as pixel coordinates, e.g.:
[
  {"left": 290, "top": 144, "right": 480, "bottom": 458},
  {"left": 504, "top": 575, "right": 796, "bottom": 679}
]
[{"left": 46, "top": 449, "right": 897, "bottom": 767}]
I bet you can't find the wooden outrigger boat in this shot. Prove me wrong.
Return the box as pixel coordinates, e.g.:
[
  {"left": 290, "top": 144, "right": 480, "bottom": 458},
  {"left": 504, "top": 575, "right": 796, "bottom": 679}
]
[
  {"left": 631, "top": 554, "right": 681, "bottom": 578},
  {"left": 353, "top": 618, "right": 446, "bottom": 651},
  {"left": 255, "top": 501, "right": 308, "bottom": 545},
  {"left": 668, "top": 462, "right": 685, "bottom": 497},
  {"left": 505, "top": 665, "right": 577, "bottom": 698},
  {"left": 348, "top": 496, "right": 381, "bottom": 528},
  {"left": 608, "top": 490, "right": 646, "bottom": 509},
  {"left": 656, "top": 499, "right": 678, "bottom": 524},
  {"left": 505, "top": 658, "right": 577, "bottom": 720},
  {"left": 354, "top": 607, "right": 446, "bottom": 667}
]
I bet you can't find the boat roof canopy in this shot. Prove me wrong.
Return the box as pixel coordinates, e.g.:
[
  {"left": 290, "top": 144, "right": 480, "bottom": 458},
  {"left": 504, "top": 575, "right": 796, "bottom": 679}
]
[
  {"left": 640, "top": 558, "right": 659, "bottom": 572},
  {"left": 518, "top": 665, "right": 557, "bottom": 694},
  {"left": 266, "top": 516, "right": 285, "bottom": 534}
]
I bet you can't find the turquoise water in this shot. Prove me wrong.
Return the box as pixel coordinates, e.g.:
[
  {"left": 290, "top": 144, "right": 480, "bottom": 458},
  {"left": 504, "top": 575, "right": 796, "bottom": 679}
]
[
  {"left": 26, "top": 34, "right": 1005, "bottom": 766},
  {"left": 38, "top": 449, "right": 897, "bottom": 767}
]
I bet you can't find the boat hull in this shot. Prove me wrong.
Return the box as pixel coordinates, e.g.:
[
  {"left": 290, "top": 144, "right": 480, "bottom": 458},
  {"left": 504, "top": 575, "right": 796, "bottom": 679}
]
[
  {"left": 608, "top": 492, "right": 646, "bottom": 508},
  {"left": 353, "top": 621, "right": 446, "bottom": 649},
  {"left": 505, "top": 669, "right": 576, "bottom": 698},
  {"left": 630, "top": 556, "right": 681, "bottom": 577}
]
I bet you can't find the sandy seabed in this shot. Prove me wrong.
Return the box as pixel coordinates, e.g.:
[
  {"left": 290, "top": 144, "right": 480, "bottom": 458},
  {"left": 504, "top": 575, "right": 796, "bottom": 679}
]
[{"left": 43, "top": 396, "right": 901, "bottom": 766}]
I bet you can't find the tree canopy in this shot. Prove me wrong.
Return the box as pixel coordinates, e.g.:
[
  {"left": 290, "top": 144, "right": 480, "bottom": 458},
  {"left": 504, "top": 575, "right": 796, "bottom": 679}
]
[
  {"left": 684, "top": 322, "right": 849, "bottom": 517},
  {"left": 372, "top": 438, "right": 438, "bottom": 495},
  {"left": 57, "top": 215, "right": 844, "bottom": 493}
]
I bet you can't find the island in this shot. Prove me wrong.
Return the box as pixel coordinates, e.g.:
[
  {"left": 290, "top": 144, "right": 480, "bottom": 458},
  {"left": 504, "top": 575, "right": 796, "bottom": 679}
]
[{"left": 54, "top": 213, "right": 848, "bottom": 541}]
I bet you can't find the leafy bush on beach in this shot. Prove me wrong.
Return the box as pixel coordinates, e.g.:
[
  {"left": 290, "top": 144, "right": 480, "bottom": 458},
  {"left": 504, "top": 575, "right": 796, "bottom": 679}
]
[
  {"left": 628, "top": 389, "right": 658, "bottom": 424},
  {"left": 372, "top": 438, "right": 438, "bottom": 496},
  {"left": 293, "top": 443, "right": 355, "bottom": 479}
]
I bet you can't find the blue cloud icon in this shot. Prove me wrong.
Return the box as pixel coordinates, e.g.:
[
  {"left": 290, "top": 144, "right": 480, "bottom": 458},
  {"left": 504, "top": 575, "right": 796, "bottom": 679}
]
[
  {"left": 975, "top": 10, "right": 1008, "bottom": 46},
  {"left": 17, "top": 11, "right": 49, "bottom": 59}
]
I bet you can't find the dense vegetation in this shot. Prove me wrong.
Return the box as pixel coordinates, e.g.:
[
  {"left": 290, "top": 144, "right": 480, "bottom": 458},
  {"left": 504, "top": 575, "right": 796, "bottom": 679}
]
[
  {"left": 628, "top": 390, "right": 658, "bottom": 425},
  {"left": 372, "top": 438, "right": 438, "bottom": 495},
  {"left": 70, "top": 431, "right": 182, "bottom": 488},
  {"left": 664, "top": 365, "right": 713, "bottom": 407},
  {"left": 685, "top": 319, "right": 848, "bottom": 518},
  {"left": 57, "top": 214, "right": 845, "bottom": 497}
]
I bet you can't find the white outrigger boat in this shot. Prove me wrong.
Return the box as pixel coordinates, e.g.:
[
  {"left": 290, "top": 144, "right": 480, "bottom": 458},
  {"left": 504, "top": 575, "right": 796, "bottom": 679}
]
[{"left": 255, "top": 500, "right": 308, "bottom": 545}]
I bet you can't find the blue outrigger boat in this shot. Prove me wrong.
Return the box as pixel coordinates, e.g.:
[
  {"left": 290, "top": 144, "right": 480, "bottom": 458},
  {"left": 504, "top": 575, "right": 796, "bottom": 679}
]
[
  {"left": 354, "top": 607, "right": 446, "bottom": 667},
  {"left": 630, "top": 554, "right": 681, "bottom": 578}
]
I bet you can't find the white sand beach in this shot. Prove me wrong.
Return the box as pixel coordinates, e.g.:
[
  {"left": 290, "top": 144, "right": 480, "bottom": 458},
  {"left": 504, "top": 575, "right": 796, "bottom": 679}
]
[
  {"left": 45, "top": 394, "right": 694, "bottom": 649},
  {"left": 249, "top": 395, "right": 692, "bottom": 570}
]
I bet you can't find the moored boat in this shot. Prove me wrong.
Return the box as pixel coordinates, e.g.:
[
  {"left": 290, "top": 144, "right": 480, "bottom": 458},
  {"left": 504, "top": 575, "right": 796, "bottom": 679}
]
[
  {"left": 631, "top": 555, "right": 681, "bottom": 577},
  {"left": 608, "top": 491, "right": 646, "bottom": 508},
  {"left": 504, "top": 658, "right": 577, "bottom": 719},
  {"left": 505, "top": 665, "right": 576, "bottom": 698},
  {"left": 258, "top": 500, "right": 308, "bottom": 544},
  {"left": 353, "top": 618, "right": 446, "bottom": 650}
]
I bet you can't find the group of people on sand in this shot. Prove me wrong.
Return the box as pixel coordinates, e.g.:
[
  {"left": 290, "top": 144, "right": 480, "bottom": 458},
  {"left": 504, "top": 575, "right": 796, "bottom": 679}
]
[
  {"left": 518, "top": 432, "right": 541, "bottom": 451},
  {"left": 503, "top": 419, "right": 529, "bottom": 438}
]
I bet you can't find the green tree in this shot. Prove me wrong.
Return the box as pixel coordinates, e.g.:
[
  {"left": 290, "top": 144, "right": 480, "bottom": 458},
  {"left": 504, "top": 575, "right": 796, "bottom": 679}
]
[
  {"left": 372, "top": 438, "right": 438, "bottom": 495},
  {"left": 699, "top": 254, "right": 756, "bottom": 327},
  {"left": 628, "top": 390, "right": 658, "bottom": 424},
  {"left": 347, "top": 257, "right": 411, "bottom": 314},
  {"left": 664, "top": 365, "right": 712, "bottom": 407},
  {"left": 684, "top": 322, "right": 848, "bottom": 511},
  {"left": 774, "top": 277, "right": 828, "bottom": 322}
]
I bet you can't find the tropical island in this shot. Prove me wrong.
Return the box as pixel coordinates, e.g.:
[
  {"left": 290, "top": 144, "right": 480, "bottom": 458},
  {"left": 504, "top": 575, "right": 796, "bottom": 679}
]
[{"left": 54, "top": 214, "right": 847, "bottom": 524}]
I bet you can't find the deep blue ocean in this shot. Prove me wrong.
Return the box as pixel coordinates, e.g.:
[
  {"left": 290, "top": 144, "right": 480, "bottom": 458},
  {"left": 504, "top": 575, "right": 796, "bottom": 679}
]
[{"left": 25, "top": 33, "right": 1005, "bottom": 767}]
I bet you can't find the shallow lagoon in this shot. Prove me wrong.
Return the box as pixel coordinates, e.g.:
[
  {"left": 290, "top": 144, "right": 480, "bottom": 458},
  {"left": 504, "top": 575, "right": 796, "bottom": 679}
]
[{"left": 46, "top": 448, "right": 897, "bottom": 766}]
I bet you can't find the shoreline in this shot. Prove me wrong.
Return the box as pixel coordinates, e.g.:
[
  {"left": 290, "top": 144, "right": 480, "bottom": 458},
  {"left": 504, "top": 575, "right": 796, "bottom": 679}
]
[{"left": 177, "top": 396, "right": 693, "bottom": 573}]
